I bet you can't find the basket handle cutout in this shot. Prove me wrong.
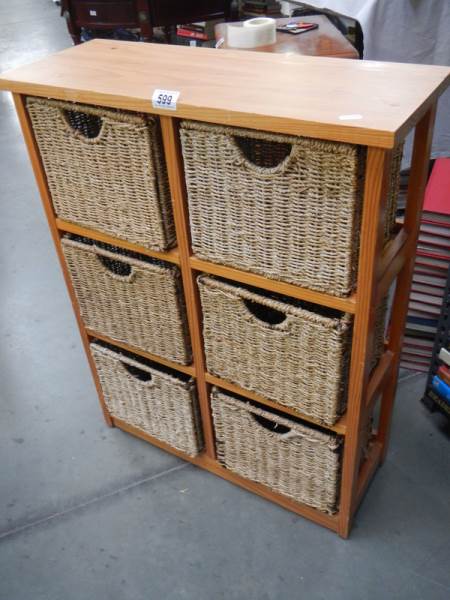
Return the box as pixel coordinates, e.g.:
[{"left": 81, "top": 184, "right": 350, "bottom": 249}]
[
  {"left": 243, "top": 299, "right": 287, "bottom": 326},
  {"left": 251, "top": 413, "right": 291, "bottom": 435},
  {"left": 62, "top": 108, "right": 104, "bottom": 140},
  {"left": 96, "top": 254, "right": 134, "bottom": 281},
  {"left": 121, "top": 361, "right": 153, "bottom": 383},
  {"left": 232, "top": 135, "right": 295, "bottom": 174}
]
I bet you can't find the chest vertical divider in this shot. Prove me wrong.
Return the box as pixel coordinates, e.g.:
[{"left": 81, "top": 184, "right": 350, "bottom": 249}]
[{"left": 159, "top": 115, "right": 216, "bottom": 459}]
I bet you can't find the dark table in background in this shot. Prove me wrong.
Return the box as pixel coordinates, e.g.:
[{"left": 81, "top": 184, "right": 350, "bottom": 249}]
[
  {"left": 215, "top": 15, "right": 359, "bottom": 58},
  {"left": 62, "top": 0, "right": 233, "bottom": 44}
]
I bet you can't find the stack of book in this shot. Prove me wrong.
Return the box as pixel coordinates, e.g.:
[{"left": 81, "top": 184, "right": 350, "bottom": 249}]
[
  {"left": 428, "top": 348, "right": 450, "bottom": 417},
  {"left": 400, "top": 158, "right": 450, "bottom": 372},
  {"left": 176, "top": 20, "right": 221, "bottom": 46},
  {"left": 242, "top": 1, "right": 281, "bottom": 17}
]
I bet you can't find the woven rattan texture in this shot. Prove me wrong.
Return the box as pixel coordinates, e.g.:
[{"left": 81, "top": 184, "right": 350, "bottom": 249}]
[
  {"left": 91, "top": 343, "right": 203, "bottom": 456},
  {"left": 62, "top": 236, "right": 191, "bottom": 364},
  {"left": 198, "top": 275, "right": 352, "bottom": 425},
  {"left": 180, "top": 121, "right": 403, "bottom": 297},
  {"left": 211, "top": 388, "right": 342, "bottom": 514},
  {"left": 27, "top": 97, "right": 175, "bottom": 251}
]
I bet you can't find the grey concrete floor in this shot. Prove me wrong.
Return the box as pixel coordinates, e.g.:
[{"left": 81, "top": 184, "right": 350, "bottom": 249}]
[{"left": 1, "top": 2, "right": 450, "bottom": 599}]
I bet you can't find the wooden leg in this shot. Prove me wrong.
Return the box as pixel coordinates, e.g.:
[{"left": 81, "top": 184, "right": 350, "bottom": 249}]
[
  {"left": 378, "top": 104, "right": 437, "bottom": 463},
  {"left": 12, "top": 93, "right": 113, "bottom": 427},
  {"left": 135, "top": 0, "right": 153, "bottom": 42},
  {"left": 338, "top": 147, "right": 393, "bottom": 538},
  {"left": 159, "top": 116, "right": 216, "bottom": 459},
  {"left": 163, "top": 26, "right": 173, "bottom": 44},
  {"left": 62, "top": 9, "right": 82, "bottom": 45}
]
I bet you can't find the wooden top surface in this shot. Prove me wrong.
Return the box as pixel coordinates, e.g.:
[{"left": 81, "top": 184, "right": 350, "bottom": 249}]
[
  {"left": 215, "top": 16, "right": 359, "bottom": 59},
  {"left": 1, "top": 39, "right": 448, "bottom": 147}
]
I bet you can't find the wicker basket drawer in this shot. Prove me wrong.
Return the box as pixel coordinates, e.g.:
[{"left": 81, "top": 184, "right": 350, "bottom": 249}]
[
  {"left": 198, "top": 275, "right": 352, "bottom": 425},
  {"left": 27, "top": 97, "right": 174, "bottom": 251},
  {"left": 180, "top": 120, "right": 402, "bottom": 297},
  {"left": 91, "top": 342, "right": 203, "bottom": 456},
  {"left": 62, "top": 235, "right": 191, "bottom": 365},
  {"left": 211, "top": 388, "right": 342, "bottom": 513}
]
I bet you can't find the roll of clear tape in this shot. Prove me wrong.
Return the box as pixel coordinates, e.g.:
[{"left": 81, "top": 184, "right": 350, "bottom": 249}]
[{"left": 227, "top": 17, "right": 276, "bottom": 49}]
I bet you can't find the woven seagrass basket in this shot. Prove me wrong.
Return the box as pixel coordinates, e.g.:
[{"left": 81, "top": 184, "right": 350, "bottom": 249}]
[
  {"left": 198, "top": 275, "right": 387, "bottom": 425},
  {"left": 27, "top": 97, "right": 174, "bottom": 251},
  {"left": 62, "top": 235, "right": 191, "bottom": 364},
  {"left": 180, "top": 120, "right": 403, "bottom": 297},
  {"left": 91, "top": 341, "right": 203, "bottom": 456},
  {"left": 211, "top": 388, "right": 343, "bottom": 513}
]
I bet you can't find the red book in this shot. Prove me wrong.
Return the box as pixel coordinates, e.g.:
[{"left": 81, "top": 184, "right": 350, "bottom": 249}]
[
  {"left": 418, "top": 232, "right": 450, "bottom": 249},
  {"left": 404, "top": 336, "right": 434, "bottom": 349},
  {"left": 411, "top": 282, "right": 444, "bottom": 297},
  {"left": 402, "top": 345, "right": 433, "bottom": 359},
  {"left": 400, "top": 356, "right": 429, "bottom": 371},
  {"left": 412, "top": 272, "right": 446, "bottom": 288},
  {"left": 410, "top": 291, "right": 443, "bottom": 307},
  {"left": 423, "top": 158, "right": 450, "bottom": 216},
  {"left": 421, "top": 215, "right": 450, "bottom": 228},
  {"left": 415, "top": 250, "right": 449, "bottom": 270},
  {"left": 176, "top": 27, "right": 209, "bottom": 41},
  {"left": 419, "top": 222, "right": 450, "bottom": 237},
  {"left": 437, "top": 365, "right": 450, "bottom": 386}
]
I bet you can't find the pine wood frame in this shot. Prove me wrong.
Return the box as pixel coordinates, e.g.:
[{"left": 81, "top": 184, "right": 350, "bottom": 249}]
[{"left": 7, "top": 42, "right": 445, "bottom": 537}]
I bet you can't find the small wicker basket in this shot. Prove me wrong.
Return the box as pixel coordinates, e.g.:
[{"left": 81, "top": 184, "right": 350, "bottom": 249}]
[
  {"left": 180, "top": 120, "right": 403, "bottom": 297},
  {"left": 199, "top": 275, "right": 388, "bottom": 424},
  {"left": 91, "top": 342, "right": 203, "bottom": 456},
  {"left": 211, "top": 388, "right": 343, "bottom": 514},
  {"left": 198, "top": 275, "right": 352, "bottom": 425},
  {"left": 27, "top": 97, "right": 174, "bottom": 251},
  {"left": 62, "top": 235, "right": 191, "bottom": 364}
]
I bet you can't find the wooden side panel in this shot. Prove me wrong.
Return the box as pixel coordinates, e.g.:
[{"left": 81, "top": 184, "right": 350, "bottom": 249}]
[
  {"left": 159, "top": 115, "right": 216, "bottom": 459},
  {"left": 338, "top": 147, "right": 393, "bottom": 538},
  {"left": 378, "top": 105, "right": 437, "bottom": 461},
  {"left": 12, "top": 93, "right": 113, "bottom": 427}
]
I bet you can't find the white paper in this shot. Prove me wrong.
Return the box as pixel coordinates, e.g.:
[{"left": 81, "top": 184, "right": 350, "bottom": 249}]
[{"left": 152, "top": 89, "right": 180, "bottom": 111}]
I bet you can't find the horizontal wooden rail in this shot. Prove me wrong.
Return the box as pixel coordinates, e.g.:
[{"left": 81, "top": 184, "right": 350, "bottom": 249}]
[
  {"left": 56, "top": 218, "right": 180, "bottom": 265},
  {"left": 86, "top": 329, "right": 196, "bottom": 377},
  {"left": 206, "top": 373, "right": 347, "bottom": 435},
  {"left": 190, "top": 256, "right": 357, "bottom": 314}
]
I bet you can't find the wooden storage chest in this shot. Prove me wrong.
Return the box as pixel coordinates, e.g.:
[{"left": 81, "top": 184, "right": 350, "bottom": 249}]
[{"left": 1, "top": 40, "right": 448, "bottom": 537}]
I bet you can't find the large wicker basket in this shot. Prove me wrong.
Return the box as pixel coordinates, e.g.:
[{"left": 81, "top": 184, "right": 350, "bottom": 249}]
[
  {"left": 91, "top": 342, "right": 203, "bottom": 456},
  {"left": 62, "top": 235, "right": 191, "bottom": 364},
  {"left": 198, "top": 275, "right": 352, "bottom": 425},
  {"left": 211, "top": 388, "right": 343, "bottom": 514},
  {"left": 180, "top": 120, "right": 402, "bottom": 297},
  {"left": 27, "top": 97, "right": 174, "bottom": 251}
]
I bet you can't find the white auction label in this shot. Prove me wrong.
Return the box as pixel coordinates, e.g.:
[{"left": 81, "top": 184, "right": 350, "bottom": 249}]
[
  {"left": 152, "top": 89, "right": 180, "bottom": 111},
  {"left": 89, "top": 10, "right": 97, "bottom": 16}
]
